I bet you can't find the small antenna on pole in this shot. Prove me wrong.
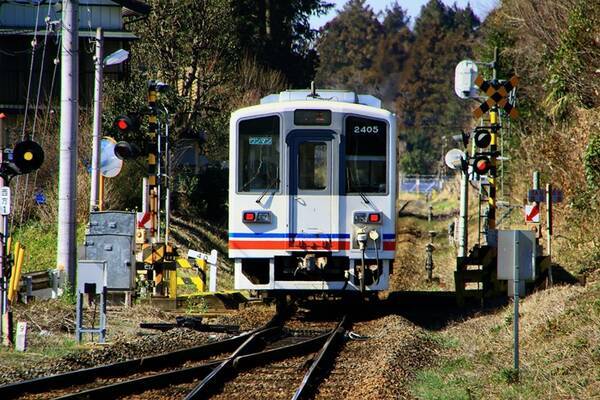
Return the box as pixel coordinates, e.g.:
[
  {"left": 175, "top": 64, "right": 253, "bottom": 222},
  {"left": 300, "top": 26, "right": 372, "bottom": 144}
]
[{"left": 309, "top": 81, "right": 319, "bottom": 98}]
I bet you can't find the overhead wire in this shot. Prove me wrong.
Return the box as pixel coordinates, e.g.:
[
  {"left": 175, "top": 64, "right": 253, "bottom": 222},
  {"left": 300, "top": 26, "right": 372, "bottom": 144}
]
[
  {"left": 18, "top": 1, "right": 54, "bottom": 226},
  {"left": 25, "top": 32, "right": 61, "bottom": 224},
  {"left": 12, "top": 0, "right": 43, "bottom": 227}
]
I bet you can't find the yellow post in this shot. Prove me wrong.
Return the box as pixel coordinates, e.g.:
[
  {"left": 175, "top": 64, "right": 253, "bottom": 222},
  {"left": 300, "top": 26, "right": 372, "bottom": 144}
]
[
  {"left": 98, "top": 175, "right": 105, "bottom": 211},
  {"left": 8, "top": 244, "right": 24, "bottom": 303},
  {"left": 195, "top": 258, "right": 207, "bottom": 292},
  {"left": 168, "top": 269, "right": 177, "bottom": 299}
]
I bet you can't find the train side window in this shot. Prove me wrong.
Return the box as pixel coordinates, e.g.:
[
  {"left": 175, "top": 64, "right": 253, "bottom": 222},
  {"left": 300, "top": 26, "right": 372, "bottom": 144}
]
[
  {"left": 238, "top": 116, "right": 280, "bottom": 192},
  {"left": 298, "top": 142, "right": 327, "bottom": 190},
  {"left": 345, "top": 116, "right": 387, "bottom": 194}
]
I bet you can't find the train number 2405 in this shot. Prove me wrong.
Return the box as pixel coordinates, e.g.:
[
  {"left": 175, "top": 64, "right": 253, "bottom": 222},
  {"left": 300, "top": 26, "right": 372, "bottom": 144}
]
[{"left": 353, "top": 125, "right": 379, "bottom": 134}]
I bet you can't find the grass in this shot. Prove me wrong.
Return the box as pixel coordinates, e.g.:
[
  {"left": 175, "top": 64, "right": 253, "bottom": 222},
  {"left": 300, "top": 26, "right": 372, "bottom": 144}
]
[
  {"left": 12, "top": 221, "right": 87, "bottom": 273},
  {"left": 410, "top": 278, "right": 600, "bottom": 399}
]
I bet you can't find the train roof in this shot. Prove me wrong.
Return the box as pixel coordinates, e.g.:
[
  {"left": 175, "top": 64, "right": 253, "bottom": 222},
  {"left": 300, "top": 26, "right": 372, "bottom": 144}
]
[
  {"left": 232, "top": 90, "right": 393, "bottom": 121},
  {"left": 260, "top": 89, "right": 382, "bottom": 108}
]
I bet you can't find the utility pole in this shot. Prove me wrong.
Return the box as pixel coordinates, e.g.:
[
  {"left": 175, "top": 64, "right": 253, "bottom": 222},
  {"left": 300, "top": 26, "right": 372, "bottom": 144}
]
[
  {"left": 90, "top": 28, "right": 103, "bottom": 213},
  {"left": 57, "top": 0, "right": 79, "bottom": 287},
  {"left": 0, "top": 113, "right": 9, "bottom": 345}
]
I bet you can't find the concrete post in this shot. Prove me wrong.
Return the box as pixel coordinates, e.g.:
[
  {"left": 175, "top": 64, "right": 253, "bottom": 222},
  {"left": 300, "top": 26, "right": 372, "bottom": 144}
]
[{"left": 57, "top": 0, "right": 79, "bottom": 288}]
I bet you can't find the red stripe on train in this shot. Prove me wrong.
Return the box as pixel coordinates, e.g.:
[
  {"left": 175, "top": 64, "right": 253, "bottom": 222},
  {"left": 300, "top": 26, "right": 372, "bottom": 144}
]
[
  {"left": 229, "top": 240, "right": 349, "bottom": 250},
  {"left": 229, "top": 240, "right": 396, "bottom": 251}
]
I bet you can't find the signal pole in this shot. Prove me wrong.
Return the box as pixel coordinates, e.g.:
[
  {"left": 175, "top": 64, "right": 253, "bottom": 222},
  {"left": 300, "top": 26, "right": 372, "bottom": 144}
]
[
  {"left": 57, "top": 0, "right": 79, "bottom": 287},
  {"left": 487, "top": 47, "right": 498, "bottom": 234},
  {"left": 90, "top": 28, "right": 103, "bottom": 213}
]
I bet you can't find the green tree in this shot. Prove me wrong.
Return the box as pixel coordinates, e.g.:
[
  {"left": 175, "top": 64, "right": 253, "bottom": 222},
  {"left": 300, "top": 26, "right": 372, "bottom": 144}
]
[
  {"left": 314, "top": 0, "right": 383, "bottom": 91},
  {"left": 232, "top": 0, "right": 333, "bottom": 88},
  {"left": 370, "top": 2, "right": 413, "bottom": 104},
  {"left": 396, "top": 0, "right": 479, "bottom": 173}
]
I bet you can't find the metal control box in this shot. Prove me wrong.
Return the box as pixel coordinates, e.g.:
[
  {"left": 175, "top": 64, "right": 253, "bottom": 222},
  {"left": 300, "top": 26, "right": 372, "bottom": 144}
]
[
  {"left": 76, "top": 260, "right": 107, "bottom": 295},
  {"left": 84, "top": 234, "right": 135, "bottom": 290},
  {"left": 497, "top": 230, "right": 537, "bottom": 281},
  {"left": 89, "top": 211, "right": 136, "bottom": 236}
]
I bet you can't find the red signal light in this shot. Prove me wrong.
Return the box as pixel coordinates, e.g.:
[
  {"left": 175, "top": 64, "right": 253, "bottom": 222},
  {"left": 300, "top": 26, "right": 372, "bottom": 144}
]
[
  {"left": 243, "top": 212, "right": 256, "bottom": 222},
  {"left": 116, "top": 119, "right": 129, "bottom": 131},
  {"left": 368, "top": 213, "right": 381, "bottom": 223},
  {"left": 473, "top": 156, "right": 491, "bottom": 175},
  {"left": 113, "top": 114, "right": 139, "bottom": 134}
]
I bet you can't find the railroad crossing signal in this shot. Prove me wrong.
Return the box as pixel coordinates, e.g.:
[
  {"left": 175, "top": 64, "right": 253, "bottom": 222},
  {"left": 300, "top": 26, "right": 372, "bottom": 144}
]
[{"left": 473, "top": 75, "right": 519, "bottom": 119}]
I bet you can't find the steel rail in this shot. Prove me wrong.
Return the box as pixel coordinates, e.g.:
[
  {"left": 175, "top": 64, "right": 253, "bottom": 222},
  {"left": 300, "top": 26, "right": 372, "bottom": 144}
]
[
  {"left": 184, "top": 326, "right": 282, "bottom": 400},
  {"left": 54, "top": 329, "right": 333, "bottom": 399},
  {"left": 0, "top": 332, "right": 252, "bottom": 399},
  {"left": 292, "top": 316, "right": 348, "bottom": 400},
  {"left": 55, "top": 360, "right": 222, "bottom": 400}
]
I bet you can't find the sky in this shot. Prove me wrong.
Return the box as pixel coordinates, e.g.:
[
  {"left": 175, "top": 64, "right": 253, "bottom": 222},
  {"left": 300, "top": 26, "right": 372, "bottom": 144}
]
[{"left": 309, "top": 0, "right": 499, "bottom": 29}]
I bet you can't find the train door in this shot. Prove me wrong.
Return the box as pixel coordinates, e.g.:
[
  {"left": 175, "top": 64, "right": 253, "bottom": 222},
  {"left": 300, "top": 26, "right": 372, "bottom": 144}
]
[{"left": 287, "top": 131, "right": 335, "bottom": 250}]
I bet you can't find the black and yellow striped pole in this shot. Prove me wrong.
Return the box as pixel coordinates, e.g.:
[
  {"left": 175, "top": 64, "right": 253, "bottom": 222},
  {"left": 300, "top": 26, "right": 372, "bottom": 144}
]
[
  {"left": 488, "top": 108, "right": 498, "bottom": 231},
  {"left": 147, "top": 81, "right": 158, "bottom": 241}
]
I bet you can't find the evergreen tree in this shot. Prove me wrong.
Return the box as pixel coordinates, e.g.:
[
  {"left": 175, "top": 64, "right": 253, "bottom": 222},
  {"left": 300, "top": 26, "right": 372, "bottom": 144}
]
[
  {"left": 370, "top": 2, "right": 413, "bottom": 104},
  {"left": 232, "top": 0, "right": 333, "bottom": 88},
  {"left": 396, "top": 0, "right": 480, "bottom": 174},
  {"left": 314, "top": 0, "right": 383, "bottom": 91}
]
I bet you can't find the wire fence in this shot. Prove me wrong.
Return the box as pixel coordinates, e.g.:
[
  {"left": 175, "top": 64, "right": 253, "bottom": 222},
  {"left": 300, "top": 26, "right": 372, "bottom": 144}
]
[{"left": 398, "top": 174, "right": 448, "bottom": 194}]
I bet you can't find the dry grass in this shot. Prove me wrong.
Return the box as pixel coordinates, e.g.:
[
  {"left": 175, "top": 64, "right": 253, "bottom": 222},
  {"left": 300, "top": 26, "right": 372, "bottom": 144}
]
[{"left": 414, "top": 274, "right": 600, "bottom": 399}]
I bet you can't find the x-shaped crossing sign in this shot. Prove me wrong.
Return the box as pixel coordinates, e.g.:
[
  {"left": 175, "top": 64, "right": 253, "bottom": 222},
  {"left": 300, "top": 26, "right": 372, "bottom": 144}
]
[{"left": 473, "top": 75, "right": 519, "bottom": 119}]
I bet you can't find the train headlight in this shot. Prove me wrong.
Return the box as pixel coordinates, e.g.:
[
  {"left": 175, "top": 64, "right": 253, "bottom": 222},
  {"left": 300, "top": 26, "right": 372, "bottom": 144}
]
[
  {"left": 242, "top": 211, "right": 271, "bottom": 224},
  {"left": 353, "top": 212, "right": 368, "bottom": 224}
]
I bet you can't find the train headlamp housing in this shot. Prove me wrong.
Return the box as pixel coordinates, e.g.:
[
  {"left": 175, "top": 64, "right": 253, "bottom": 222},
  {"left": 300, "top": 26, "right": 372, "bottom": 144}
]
[
  {"left": 242, "top": 210, "right": 271, "bottom": 224},
  {"left": 353, "top": 212, "right": 368, "bottom": 224},
  {"left": 354, "top": 211, "right": 382, "bottom": 224}
]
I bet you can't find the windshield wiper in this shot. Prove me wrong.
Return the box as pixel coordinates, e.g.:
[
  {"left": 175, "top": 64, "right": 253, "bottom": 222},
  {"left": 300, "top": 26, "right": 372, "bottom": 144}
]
[
  {"left": 256, "top": 177, "right": 280, "bottom": 204},
  {"left": 359, "top": 191, "right": 370, "bottom": 204}
]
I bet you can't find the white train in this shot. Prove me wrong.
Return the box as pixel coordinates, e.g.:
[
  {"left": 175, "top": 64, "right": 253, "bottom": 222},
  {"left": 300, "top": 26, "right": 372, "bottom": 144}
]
[{"left": 228, "top": 89, "right": 396, "bottom": 293}]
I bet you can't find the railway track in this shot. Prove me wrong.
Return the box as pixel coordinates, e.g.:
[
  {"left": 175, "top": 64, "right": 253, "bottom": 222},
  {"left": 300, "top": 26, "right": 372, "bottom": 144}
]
[{"left": 0, "top": 312, "right": 349, "bottom": 400}]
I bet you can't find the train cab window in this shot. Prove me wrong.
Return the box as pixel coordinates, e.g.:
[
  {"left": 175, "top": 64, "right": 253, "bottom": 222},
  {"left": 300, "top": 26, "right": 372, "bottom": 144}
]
[
  {"left": 298, "top": 142, "right": 327, "bottom": 190},
  {"left": 238, "top": 116, "right": 280, "bottom": 192},
  {"left": 345, "top": 116, "right": 387, "bottom": 194}
]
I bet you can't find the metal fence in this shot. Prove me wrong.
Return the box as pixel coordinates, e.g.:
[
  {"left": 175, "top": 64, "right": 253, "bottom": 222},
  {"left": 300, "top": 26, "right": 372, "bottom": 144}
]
[{"left": 399, "top": 174, "right": 448, "bottom": 194}]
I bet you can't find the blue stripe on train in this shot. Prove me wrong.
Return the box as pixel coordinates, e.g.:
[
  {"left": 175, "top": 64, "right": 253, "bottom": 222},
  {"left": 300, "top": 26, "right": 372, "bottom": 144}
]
[{"left": 229, "top": 232, "right": 397, "bottom": 240}]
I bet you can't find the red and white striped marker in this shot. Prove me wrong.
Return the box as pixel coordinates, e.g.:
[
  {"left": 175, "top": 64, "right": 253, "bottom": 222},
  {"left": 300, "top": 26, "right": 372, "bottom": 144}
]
[{"left": 525, "top": 204, "right": 540, "bottom": 223}]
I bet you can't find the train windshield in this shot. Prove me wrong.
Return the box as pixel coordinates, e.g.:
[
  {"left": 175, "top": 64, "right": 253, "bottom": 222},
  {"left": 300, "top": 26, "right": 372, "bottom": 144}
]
[
  {"left": 345, "top": 116, "right": 387, "bottom": 194},
  {"left": 238, "top": 115, "right": 280, "bottom": 192}
]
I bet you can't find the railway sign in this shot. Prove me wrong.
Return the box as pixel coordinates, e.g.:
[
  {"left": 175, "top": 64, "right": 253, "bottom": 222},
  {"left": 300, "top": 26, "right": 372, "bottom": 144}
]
[
  {"left": 0, "top": 187, "right": 10, "bottom": 215},
  {"left": 524, "top": 204, "right": 540, "bottom": 223},
  {"left": 473, "top": 75, "right": 519, "bottom": 119},
  {"left": 527, "top": 188, "right": 563, "bottom": 203}
]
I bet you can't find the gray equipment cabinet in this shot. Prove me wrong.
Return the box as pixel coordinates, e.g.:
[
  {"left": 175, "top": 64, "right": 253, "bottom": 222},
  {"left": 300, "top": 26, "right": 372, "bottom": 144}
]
[{"left": 84, "top": 211, "right": 136, "bottom": 291}]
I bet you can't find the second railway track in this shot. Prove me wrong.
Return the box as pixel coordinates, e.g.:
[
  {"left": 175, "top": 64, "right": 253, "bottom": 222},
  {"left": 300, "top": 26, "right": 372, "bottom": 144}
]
[{"left": 0, "top": 312, "right": 350, "bottom": 400}]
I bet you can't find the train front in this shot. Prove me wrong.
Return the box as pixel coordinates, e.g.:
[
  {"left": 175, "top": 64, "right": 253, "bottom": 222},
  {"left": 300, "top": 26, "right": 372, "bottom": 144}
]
[{"left": 228, "top": 90, "right": 396, "bottom": 294}]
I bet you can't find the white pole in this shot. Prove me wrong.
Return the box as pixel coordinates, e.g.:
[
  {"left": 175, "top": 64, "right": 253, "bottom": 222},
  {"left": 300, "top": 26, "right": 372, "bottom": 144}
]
[
  {"left": 164, "top": 117, "right": 170, "bottom": 244},
  {"left": 458, "top": 169, "right": 468, "bottom": 257},
  {"left": 513, "top": 230, "right": 520, "bottom": 378},
  {"left": 90, "top": 28, "right": 103, "bottom": 213},
  {"left": 57, "top": 0, "right": 79, "bottom": 287}
]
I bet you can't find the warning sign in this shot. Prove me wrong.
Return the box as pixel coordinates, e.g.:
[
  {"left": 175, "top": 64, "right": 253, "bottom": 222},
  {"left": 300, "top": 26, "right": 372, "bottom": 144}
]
[{"left": 525, "top": 204, "right": 540, "bottom": 223}]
